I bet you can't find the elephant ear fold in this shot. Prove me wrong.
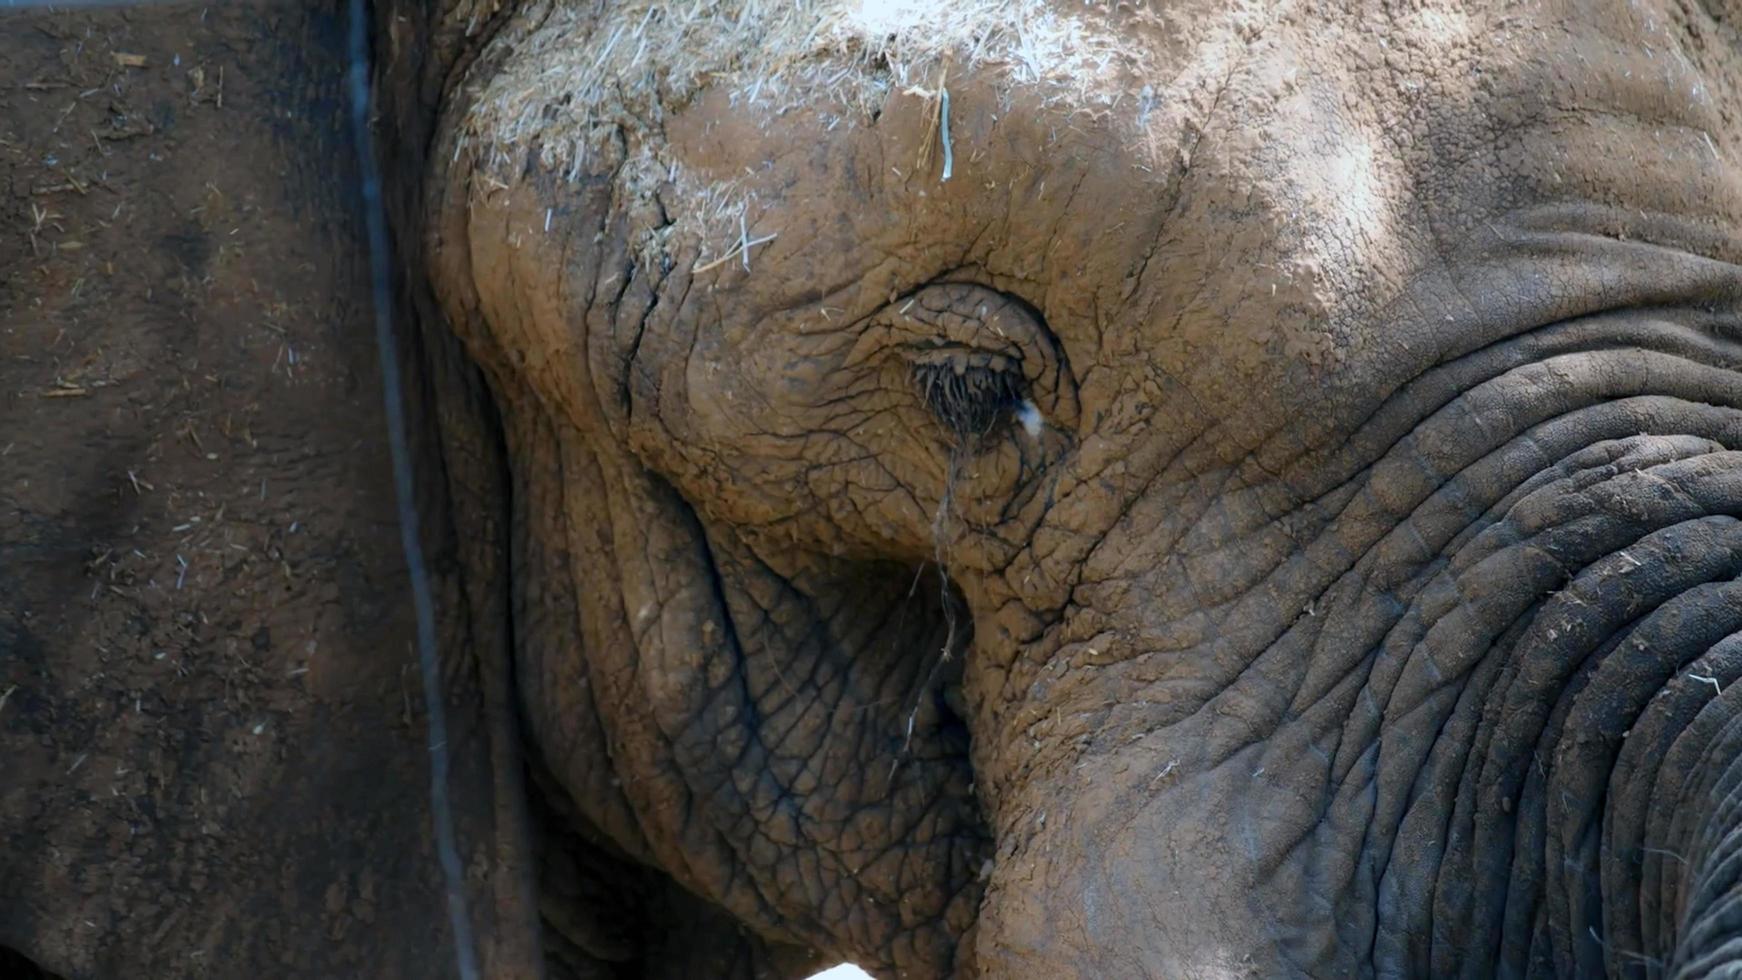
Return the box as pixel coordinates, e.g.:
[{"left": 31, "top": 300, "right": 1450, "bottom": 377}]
[
  {"left": 354, "top": 8, "right": 551, "bottom": 973},
  {"left": 425, "top": 72, "right": 987, "bottom": 972},
  {"left": 393, "top": 242, "right": 549, "bottom": 977}
]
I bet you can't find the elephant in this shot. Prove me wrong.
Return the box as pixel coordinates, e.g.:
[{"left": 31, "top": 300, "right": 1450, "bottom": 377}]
[{"left": 6, "top": 0, "right": 1742, "bottom": 977}]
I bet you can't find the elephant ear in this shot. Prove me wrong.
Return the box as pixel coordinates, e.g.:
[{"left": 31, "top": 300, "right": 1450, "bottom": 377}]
[{"left": 424, "top": 98, "right": 989, "bottom": 975}]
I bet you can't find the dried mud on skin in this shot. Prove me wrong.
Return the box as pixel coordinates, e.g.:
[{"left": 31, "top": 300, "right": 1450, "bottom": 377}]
[{"left": 0, "top": 4, "right": 448, "bottom": 976}]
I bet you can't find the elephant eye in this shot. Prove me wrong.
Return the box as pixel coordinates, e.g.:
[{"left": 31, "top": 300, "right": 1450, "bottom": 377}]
[{"left": 911, "top": 351, "right": 1028, "bottom": 446}]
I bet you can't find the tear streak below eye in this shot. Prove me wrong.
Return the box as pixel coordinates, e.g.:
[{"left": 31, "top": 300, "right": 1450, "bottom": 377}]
[{"left": 913, "top": 360, "right": 1026, "bottom": 445}]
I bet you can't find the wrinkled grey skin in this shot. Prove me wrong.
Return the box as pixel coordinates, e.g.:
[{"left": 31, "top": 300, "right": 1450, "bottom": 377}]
[
  {"left": 13, "top": 0, "right": 1742, "bottom": 978},
  {"left": 410, "top": 0, "right": 1742, "bottom": 977}
]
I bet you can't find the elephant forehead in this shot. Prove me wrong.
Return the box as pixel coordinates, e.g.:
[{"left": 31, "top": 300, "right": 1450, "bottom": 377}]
[
  {"left": 463, "top": 0, "right": 1229, "bottom": 158},
  {"left": 451, "top": 0, "right": 1741, "bottom": 463},
  {"left": 460, "top": 0, "right": 1727, "bottom": 332},
  {"left": 661, "top": 0, "right": 1734, "bottom": 415},
  {"left": 458, "top": 0, "right": 1254, "bottom": 290}
]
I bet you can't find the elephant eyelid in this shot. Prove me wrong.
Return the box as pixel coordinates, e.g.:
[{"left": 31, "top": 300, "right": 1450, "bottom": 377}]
[
  {"left": 911, "top": 356, "right": 1027, "bottom": 446},
  {"left": 869, "top": 281, "right": 1078, "bottom": 441}
]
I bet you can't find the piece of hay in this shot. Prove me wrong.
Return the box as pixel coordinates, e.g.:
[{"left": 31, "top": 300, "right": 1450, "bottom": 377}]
[{"left": 938, "top": 84, "right": 953, "bottom": 181}]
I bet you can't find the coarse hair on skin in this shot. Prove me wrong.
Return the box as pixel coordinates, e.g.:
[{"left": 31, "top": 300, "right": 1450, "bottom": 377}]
[
  {"left": 458, "top": 0, "right": 1161, "bottom": 179},
  {"left": 446, "top": 1, "right": 1177, "bottom": 290}
]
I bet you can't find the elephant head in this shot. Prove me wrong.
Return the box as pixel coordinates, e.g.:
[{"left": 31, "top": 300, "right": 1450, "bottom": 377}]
[{"left": 422, "top": 0, "right": 1742, "bottom": 975}]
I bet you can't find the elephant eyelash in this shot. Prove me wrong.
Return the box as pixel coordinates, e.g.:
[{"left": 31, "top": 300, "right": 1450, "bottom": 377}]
[{"left": 912, "top": 358, "right": 1027, "bottom": 446}]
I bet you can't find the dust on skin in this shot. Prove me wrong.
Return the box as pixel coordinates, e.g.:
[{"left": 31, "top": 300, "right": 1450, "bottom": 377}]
[
  {"left": 446, "top": 0, "right": 1360, "bottom": 452},
  {"left": 431, "top": 0, "right": 1742, "bottom": 974}
]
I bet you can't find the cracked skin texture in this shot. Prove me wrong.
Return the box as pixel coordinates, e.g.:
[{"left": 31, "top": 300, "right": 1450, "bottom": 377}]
[{"left": 419, "top": 0, "right": 1742, "bottom": 976}]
